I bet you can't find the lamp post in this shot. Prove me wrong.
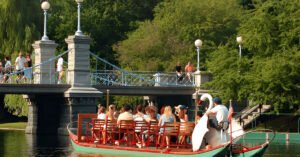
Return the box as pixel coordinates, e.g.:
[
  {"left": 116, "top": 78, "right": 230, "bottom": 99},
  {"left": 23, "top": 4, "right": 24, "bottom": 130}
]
[
  {"left": 236, "top": 36, "right": 242, "bottom": 58},
  {"left": 41, "top": 1, "right": 50, "bottom": 41},
  {"left": 194, "top": 39, "right": 203, "bottom": 72},
  {"left": 75, "top": 0, "right": 84, "bottom": 36}
]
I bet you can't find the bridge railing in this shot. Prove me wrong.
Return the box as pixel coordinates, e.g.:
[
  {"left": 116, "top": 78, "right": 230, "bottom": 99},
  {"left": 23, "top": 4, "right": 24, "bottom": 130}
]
[
  {"left": 90, "top": 70, "right": 195, "bottom": 87},
  {"left": 1, "top": 49, "right": 195, "bottom": 87},
  {"left": 89, "top": 51, "right": 196, "bottom": 87}
]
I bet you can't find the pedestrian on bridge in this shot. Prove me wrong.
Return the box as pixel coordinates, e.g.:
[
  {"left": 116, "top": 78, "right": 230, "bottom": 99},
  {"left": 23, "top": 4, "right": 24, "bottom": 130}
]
[
  {"left": 175, "top": 62, "right": 183, "bottom": 82},
  {"left": 57, "top": 56, "right": 64, "bottom": 84},
  {"left": 184, "top": 61, "right": 194, "bottom": 82},
  {"left": 23, "top": 53, "right": 33, "bottom": 83},
  {"left": 15, "top": 52, "right": 26, "bottom": 83},
  {"left": 1, "top": 56, "right": 12, "bottom": 83}
]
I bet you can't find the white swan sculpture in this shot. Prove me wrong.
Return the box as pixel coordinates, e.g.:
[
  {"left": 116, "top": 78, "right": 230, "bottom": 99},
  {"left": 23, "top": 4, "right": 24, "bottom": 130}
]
[
  {"left": 192, "top": 93, "right": 214, "bottom": 151},
  {"left": 200, "top": 93, "right": 214, "bottom": 112}
]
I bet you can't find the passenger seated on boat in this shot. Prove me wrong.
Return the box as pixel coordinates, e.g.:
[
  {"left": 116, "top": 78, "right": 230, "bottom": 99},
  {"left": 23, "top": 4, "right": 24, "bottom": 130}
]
[
  {"left": 97, "top": 105, "right": 106, "bottom": 120},
  {"left": 114, "top": 111, "right": 120, "bottom": 119},
  {"left": 106, "top": 104, "right": 116, "bottom": 121},
  {"left": 133, "top": 104, "right": 145, "bottom": 120},
  {"left": 144, "top": 106, "right": 158, "bottom": 123},
  {"left": 92, "top": 119, "right": 105, "bottom": 144},
  {"left": 178, "top": 122, "right": 195, "bottom": 147},
  {"left": 118, "top": 120, "right": 135, "bottom": 146},
  {"left": 103, "top": 104, "right": 116, "bottom": 144},
  {"left": 160, "top": 122, "right": 180, "bottom": 148},
  {"left": 175, "top": 105, "right": 189, "bottom": 144},
  {"left": 117, "top": 104, "right": 134, "bottom": 145},
  {"left": 136, "top": 106, "right": 158, "bottom": 147},
  {"left": 133, "top": 104, "right": 145, "bottom": 147},
  {"left": 117, "top": 104, "right": 134, "bottom": 125},
  {"left": 103, "top": 119, "right": 118, "bottom": 145},
  {"left": 92, "top": 105, "right": 106, "bottom": 143},
  {"left": 158, "top": 106, "right": 176, "bottom": 148}
]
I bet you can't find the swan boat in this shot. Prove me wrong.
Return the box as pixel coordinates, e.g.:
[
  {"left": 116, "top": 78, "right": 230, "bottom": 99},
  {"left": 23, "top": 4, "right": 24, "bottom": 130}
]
[
  {"left": 67, "top": 115, "right": 230, "bottom": 157},
  {"left": 67, "top": 93, "right": 271, "bottom": 157},
  {"left": 67, "top": 93, "right": 230, "bottom": 157}
]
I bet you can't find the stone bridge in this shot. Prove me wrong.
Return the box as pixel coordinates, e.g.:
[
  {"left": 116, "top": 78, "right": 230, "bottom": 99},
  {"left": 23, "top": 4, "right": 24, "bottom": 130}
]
[{"left": 0, "top": 34, "right": 211, "bottom": 135}]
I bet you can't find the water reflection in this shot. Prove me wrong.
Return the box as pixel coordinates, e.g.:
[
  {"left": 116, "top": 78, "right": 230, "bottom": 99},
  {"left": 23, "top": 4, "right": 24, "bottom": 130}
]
[
  {"left": 26, "top": 132, "right": 71, "bottom": 156},
  {"left": 0, "top": 130, "right": 27, "bottom": 157},
  {"left": 0, "top": 130, "right": 71, "bottom": 157},
  {"left": 1, "top": 130, "right": 300, "bottom": 157}
]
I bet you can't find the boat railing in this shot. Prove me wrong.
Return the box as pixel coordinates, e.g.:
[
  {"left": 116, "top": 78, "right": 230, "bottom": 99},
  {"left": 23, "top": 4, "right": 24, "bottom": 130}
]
[
  {"left": 67, "top": 121, "right": 78, "bottom": 135},
  {"left": 77, "top": 113, "right": 97, "bottom": 142}
]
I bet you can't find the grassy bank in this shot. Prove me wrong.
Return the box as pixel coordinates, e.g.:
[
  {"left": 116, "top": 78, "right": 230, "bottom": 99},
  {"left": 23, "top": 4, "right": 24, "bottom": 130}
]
[{"left": 0, "top": 122, "right": 27, "bottom": 130}]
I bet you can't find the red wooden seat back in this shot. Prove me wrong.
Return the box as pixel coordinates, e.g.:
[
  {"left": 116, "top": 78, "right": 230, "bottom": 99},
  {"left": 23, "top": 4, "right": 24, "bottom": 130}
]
[
  {"left": 92, "top": 119, "right": 105, "bottom": 141},
  {"left": 118, "top": 120, "right": 135, "bottom": 145}
]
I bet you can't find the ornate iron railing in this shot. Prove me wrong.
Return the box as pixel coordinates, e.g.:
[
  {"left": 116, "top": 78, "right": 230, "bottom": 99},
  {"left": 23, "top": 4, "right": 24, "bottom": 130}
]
[{"left": 90, "top": 70, "right": 195, "bottom": 87}]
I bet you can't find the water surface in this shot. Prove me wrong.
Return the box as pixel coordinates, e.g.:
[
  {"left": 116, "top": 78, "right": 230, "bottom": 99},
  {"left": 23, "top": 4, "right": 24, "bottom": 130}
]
[{"left": 0, "top": 130, "right": 299, "bottom": 157}]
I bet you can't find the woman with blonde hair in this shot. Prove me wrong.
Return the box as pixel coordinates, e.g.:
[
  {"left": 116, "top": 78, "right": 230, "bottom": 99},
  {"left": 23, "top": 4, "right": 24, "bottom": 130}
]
[
  {"left": 158, "top": 106, "right": 176, "bottom": 148},
  {"left": 102, "top": 104, "right": 116, "bottom": 144},
  {"left": 105, "top": 104, "right": 116, "bottom": 121}
]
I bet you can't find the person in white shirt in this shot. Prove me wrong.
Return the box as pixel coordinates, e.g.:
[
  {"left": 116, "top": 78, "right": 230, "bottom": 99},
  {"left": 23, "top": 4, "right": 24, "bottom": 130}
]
[
  {"left": 56, "top": 57, "right": 64, "bottom": 84},
  {"left": 97, "top": 105, "right": 106, "bottom": 120},
  {"left": 15, "top": 52, "right": 26, "bottom": 83},
  {"left": 205, "top": 97, "right": 229, "bottom": 130}
]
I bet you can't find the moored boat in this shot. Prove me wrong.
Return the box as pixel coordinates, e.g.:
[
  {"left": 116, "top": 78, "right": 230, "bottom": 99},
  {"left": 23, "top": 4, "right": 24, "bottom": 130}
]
[
  {"left": 231, "top": 129, "right": 275, "bottom": 157},
  {"left": 67, "top": 113, "right": 230, "bottom": 157}
]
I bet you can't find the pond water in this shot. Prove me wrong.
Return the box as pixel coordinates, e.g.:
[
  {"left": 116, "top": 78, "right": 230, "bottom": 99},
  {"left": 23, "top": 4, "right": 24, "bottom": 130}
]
[{"left": 0, "top": 130, "right": 300, "bottom": 157}]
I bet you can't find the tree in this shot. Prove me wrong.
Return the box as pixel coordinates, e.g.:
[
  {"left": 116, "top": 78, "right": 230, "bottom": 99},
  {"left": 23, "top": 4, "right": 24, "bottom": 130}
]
[
  {"left": 0, "top": 0, "right": 41, "bottom": 56},
  {"left": 48, "top": 0, "right": 161, "bottom": 65},
  {"left": 115, "top": 0, "right": 241, "bottom": 71},
  {"left": 207, "top": 0, "right": 300, "bottom": 111}
]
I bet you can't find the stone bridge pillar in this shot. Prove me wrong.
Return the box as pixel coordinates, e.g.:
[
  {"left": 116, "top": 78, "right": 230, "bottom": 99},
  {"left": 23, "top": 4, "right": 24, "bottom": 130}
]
[
  {"left": 194, "top": 71, "right": 212, "bottom": 87},
  {"left": 58, "top": 35, "right": 102, "bottom": 135},
  {"left": 32, "top": 40, "right": 57, "bottom": 84},
  {"left": 24, "top": 95, "right": 38, "bottom": 134},
  {"left": 24, "top": 94, "right": 65, "bottom": 134}
]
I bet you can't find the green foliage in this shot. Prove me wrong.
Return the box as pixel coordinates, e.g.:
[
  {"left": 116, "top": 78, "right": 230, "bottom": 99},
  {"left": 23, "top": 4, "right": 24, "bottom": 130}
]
[
  {"left": 206, "top": 0, "right": 300, "bottom": 111},
  {"left": 4, "top": 95, "right": 28, "bottom": 117},
  {"left": 0, "top": 0, "right": 41, "bottom": 55},
  {"left": 113, "top": 96, "right": 144, "bottom": 110},
  {"left": 117, "top": 0, "right": 300, "bottom": 112},
  {"left": 98, "top": 95, "right": 143, "bottom": 111},
  {"left": 115, "top": 0, "right": 241, "bottom": 71},
  {"left": 0, "top": 0, "right": 299, "bottom": 113},
  {"left": 48, "top": 0, "right": 160, "bottom": 64}
]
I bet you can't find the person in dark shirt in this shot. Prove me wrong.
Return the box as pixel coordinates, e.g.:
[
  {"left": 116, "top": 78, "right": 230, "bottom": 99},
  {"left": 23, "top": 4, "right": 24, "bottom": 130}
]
[{"left": 175, "top": 62, "right": 183, "bottom": 82}]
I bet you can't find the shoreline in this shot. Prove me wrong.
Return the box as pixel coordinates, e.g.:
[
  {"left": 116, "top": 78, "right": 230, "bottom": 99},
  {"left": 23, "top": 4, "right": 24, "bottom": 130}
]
[
  {"left": 0, "top": 122, "right": 27, "bottom": 131},
  {"left": 0, "top": 128, "right": 25, "bottom": 131}
]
